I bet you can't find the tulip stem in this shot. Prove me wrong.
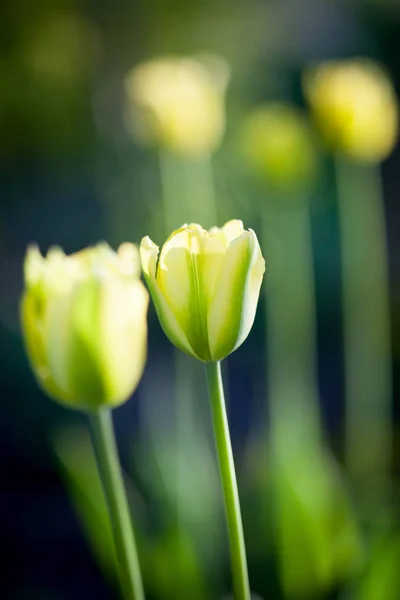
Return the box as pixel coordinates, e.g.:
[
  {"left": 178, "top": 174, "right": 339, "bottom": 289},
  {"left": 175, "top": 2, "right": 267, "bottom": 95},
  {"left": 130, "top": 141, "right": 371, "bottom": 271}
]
[
  {"left": 90, "top": 408, "right": 145, "bottom": 600},
  {"left": 335, "top": 157, "right": 392, "bottom": 492},
  {"left": 205, "top": 361, "right": 250, "bottom": 600},
  {"left": 262, "top": 203, "right": 319, "bottom": 423}
]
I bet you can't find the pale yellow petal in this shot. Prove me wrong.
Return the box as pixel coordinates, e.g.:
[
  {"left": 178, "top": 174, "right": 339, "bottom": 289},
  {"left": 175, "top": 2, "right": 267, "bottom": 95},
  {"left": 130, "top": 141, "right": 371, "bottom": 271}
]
[
  {"left": 156, "top": 229, "right": 210, "bottom": 360},
  {"left": 221, "top": 219, "right": 245, "bottom": 242},
  {"left": 198, "top": 229, "right": 228, "bottom": 306},
  {"left": 208, "top": 230, "right": 265, "bottom": 361},
  {"left": 98, "top": 276, "right": 149, "bottom": 405},
  {"left": 116, "top": 242, "right": 142, "bottom": 277},
  {"left": 20, "top": 292, "right": 71, "bottom": 403},
  {"left": 140, "top": 236, "right": 197, "bottom": 358},
  {"left": 156, "top": 229, "right": 193, "bottom": 323},
  {"left": 24, "top": 245, "right": 45, "bottom": 289},
  {"left": 140, "top": 235, "right": 159, "bottom": 280}
]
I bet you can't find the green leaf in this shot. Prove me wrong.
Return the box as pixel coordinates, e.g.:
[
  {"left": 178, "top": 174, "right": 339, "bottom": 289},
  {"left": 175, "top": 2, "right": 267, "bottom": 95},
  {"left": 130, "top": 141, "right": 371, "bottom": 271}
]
[{"left": 52, "top": 425, "right": 119, "bottom": 585}]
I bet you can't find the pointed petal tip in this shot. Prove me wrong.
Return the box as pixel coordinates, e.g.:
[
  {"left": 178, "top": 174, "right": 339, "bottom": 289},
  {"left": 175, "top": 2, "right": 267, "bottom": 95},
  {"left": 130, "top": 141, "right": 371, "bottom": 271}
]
[
  {"left": 24, "top": 244, "right": 45, "bottom": 288},
  {"left": 140, "top": 236, "right": 159, "bottom": 278},
  {"left": 140, "top": 235, "right": 158, "bottom": 250},
  {"left": 222, "top": 219, "right": 245, "bottom": 242}
]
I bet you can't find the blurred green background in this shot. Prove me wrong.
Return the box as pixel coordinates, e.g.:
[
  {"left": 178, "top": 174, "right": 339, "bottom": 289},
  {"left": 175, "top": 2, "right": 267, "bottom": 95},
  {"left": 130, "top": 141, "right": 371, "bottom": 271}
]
[{"left": 1, "top": 0, "right": 400, "bottom": 599}]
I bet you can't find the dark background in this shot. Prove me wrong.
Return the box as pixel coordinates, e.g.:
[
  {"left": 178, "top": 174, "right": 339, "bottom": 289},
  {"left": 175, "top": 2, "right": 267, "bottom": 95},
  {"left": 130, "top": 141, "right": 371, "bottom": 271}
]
[{"left": 1, "top": 0, "right": 400, "bottom": 598}]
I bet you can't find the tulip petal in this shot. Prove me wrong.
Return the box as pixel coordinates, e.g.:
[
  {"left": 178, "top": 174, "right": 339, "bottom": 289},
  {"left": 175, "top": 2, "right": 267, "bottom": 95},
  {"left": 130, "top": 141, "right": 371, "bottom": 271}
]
[
  {"left": 45, "top": 279, "right": 107, "bottom": 410},
  {"left": 156, "top": 229, "right": 211, "bottom": 360},
  {"left": 98, "top": 276, "right": 149, "bottom": 405},
  {"left": 199, "top": 229, "right": 228, "bottom": 306},
  {"left": 208, "top": 229, "right": 265, "bottom": 361},
  {"left": 221, "top": 219, "right": 244, "bottom": 242},
  {"left": 20, "top": 292, "right": 71, "bottom": 403},
  {"left": 140, "top": 236, "right": 198, "bottom": 358},
  {"left": 24, "top": 245, "right": 44, "bottom": 289}
]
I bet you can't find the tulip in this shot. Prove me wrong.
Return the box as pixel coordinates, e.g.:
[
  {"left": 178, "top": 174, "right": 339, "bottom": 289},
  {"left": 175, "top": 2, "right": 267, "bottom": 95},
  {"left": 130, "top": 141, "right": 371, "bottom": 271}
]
[
  {"left": 140, "top": 220, "right": 265, "bottom": 362},
  {"left": 21, "top": 242, "right": 148, "bottom": 600},
  {"left": 142, "top": 219, "right": 264, "bottom": 600},
  {"left": 21, "top": 242, "right": 149, "bottom": 411},
  {"left": 304, "top": 58, "right": 398, "bottom": 163},
  {"left": 124, "top": 54, "right": 230, "bottom": 156},
  {"left": 305, "top": 58, "right": 396, "bottom": 488},
  {"left": 241, "top": 103, "right": 318, "bottom": 191}
]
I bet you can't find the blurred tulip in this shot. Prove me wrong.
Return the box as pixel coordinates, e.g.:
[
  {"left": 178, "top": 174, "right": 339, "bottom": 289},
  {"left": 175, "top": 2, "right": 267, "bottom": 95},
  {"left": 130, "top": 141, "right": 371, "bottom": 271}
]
[
  {"left": 124, "top": 54, "right": 230, "bottom": 156},
  {"left": 140, "top": 220, "right": 265, "bottom": 362},
  {"left": 21, "top": 242, "right": 149, "bottom": 411},
  {"left": 304, "top": 58, "right": 399, "bottom": 163},
  {"left": 241, "top": 103, "right": 318, "bottom": 190}
]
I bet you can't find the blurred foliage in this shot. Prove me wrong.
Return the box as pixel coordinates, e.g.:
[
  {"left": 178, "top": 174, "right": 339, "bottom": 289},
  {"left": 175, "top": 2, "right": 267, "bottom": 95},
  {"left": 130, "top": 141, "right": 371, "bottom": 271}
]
[
  {"left": 271, "top": 404, "right": 362, "bottom": 598},
  {"left": 53, "top": 426, "right": 119, "bottom": 586},
  {"left": 352, "top": 532, "right": 400, "bottom": 600},
  {"left": 53, "top": 424, "right": 214, "bottom": 600}
]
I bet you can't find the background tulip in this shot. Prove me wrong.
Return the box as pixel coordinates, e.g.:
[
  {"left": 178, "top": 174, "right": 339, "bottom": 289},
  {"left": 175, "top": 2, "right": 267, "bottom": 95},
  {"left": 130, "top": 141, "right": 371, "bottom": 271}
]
[
  {"left": 303, "top": 57, "right": 397, "bottom": 499},
  {"left": 21, "top": 242, "right": 149, "bottom": 411},
  {"left": 241, "top": 103, "right": 318, "bottom": 192},
  {"left": 303, "top": 59, "right": 398, "bottom": 163},
  {"left": 124, "top": 55, "right": 230, "bottom": 157}
]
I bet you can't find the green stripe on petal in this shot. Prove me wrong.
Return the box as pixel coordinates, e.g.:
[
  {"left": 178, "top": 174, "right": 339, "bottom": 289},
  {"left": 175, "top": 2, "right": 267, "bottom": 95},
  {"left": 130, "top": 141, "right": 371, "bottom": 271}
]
[
  {"left": 207, "top": 230, "right": 265, "bottom": 361},
  {"left": 186, "top": 229, "right": 211, "bottom": 360},
  {"left": 70, "top": 278, "right": 107, "bottom": 408},
  {"left": 155, "top": 229, "right": 211, "bottom": 360},
  {"left": 21, "top": 292, "right": 71, "bottom": 403},
  {"left": 45, "top": 278, "right": 108, "bottom": 410},
  {"left": 140, "top": 236, "right": 198, "bottom": 359}
]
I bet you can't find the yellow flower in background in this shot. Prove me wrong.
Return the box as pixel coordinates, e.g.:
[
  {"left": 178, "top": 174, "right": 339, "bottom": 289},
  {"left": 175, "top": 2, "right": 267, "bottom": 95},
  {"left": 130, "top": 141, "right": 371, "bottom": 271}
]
[
  {"left": 21, "top": 243, "right": 149, "bottom": 411},
  {"left": 140, "top": 220, "right": 265, "bottom": 362},
  {"left": 124, "top": 54, "right": 230, "bottom": 156},
  {"left": 304, "top": 58, "right": 399, "bottom": 163},
  {"left": 241, "top": 103, "right": 318, "bottom": 190}
]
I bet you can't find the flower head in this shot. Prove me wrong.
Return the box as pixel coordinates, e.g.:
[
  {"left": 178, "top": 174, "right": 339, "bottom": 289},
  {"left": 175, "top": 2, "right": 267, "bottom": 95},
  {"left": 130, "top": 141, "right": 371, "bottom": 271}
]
[
  {"left": 140, "top": 220, "right": 265, "bottom": 362},
  {"left": 241, "top": 103, "right": 318, "bottom": 190},
  {"left": 21, "top": 243, "right": 149, "bottom": 411},
  {"left": 124, "top": 54, "right": 230, "bottom": 156},
  {"left": 304, "top": 58, "right": 398, "bottom": 163}
]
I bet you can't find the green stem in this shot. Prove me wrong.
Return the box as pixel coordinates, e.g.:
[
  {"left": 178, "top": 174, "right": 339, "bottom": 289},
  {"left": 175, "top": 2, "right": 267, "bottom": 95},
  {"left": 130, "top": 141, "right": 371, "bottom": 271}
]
[
  {"left": 335, "top": 157, "right": 392, "bottom": 488},
  {"left": 90, "top": 409, "right": 145, "bottom": 600},
  {"left": 159, "top": 150, "right": 218, "bottom": 232},
  {"left": 205, "top": 361, "right": 250, "bottom": 600},
  {"left": 262, "top": 203, "right": 318, "bottom": 426}
]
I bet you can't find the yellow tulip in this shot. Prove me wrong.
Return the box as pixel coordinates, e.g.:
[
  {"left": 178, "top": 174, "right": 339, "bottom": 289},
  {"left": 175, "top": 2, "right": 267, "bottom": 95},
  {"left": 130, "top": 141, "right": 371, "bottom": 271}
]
[
  {"left": 241, "top": 103, "right": 318, "bottom": 190},
  {"left": 124, "top": 54, "right": 230, "bottom": 156},
  {"left": 21, "top": 242, "right": 149, "bottom": 411},
  {"left": 304, "top": 58, "right": 399, "bottom": 163},
  {"left": 140, "top": 220, "right": 265, "bottom": 362}
]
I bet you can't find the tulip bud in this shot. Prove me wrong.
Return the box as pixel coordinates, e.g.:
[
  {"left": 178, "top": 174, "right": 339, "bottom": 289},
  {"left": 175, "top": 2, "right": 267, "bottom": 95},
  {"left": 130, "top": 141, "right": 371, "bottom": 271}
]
[
  {"left": 140, "top": 220, "right": 265, "bottom": 362},
  {"left": 304, "top": 58, "right": 399, "bottom": 163},
  {"left": 124, "top": 54, "right": 230, "bottom": 156},
  {"left": 241, "top": 103, "right": 318, "bottom": 191},
  {"left": 21, "top": 242, "right": 149, "bottom": 411}
]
